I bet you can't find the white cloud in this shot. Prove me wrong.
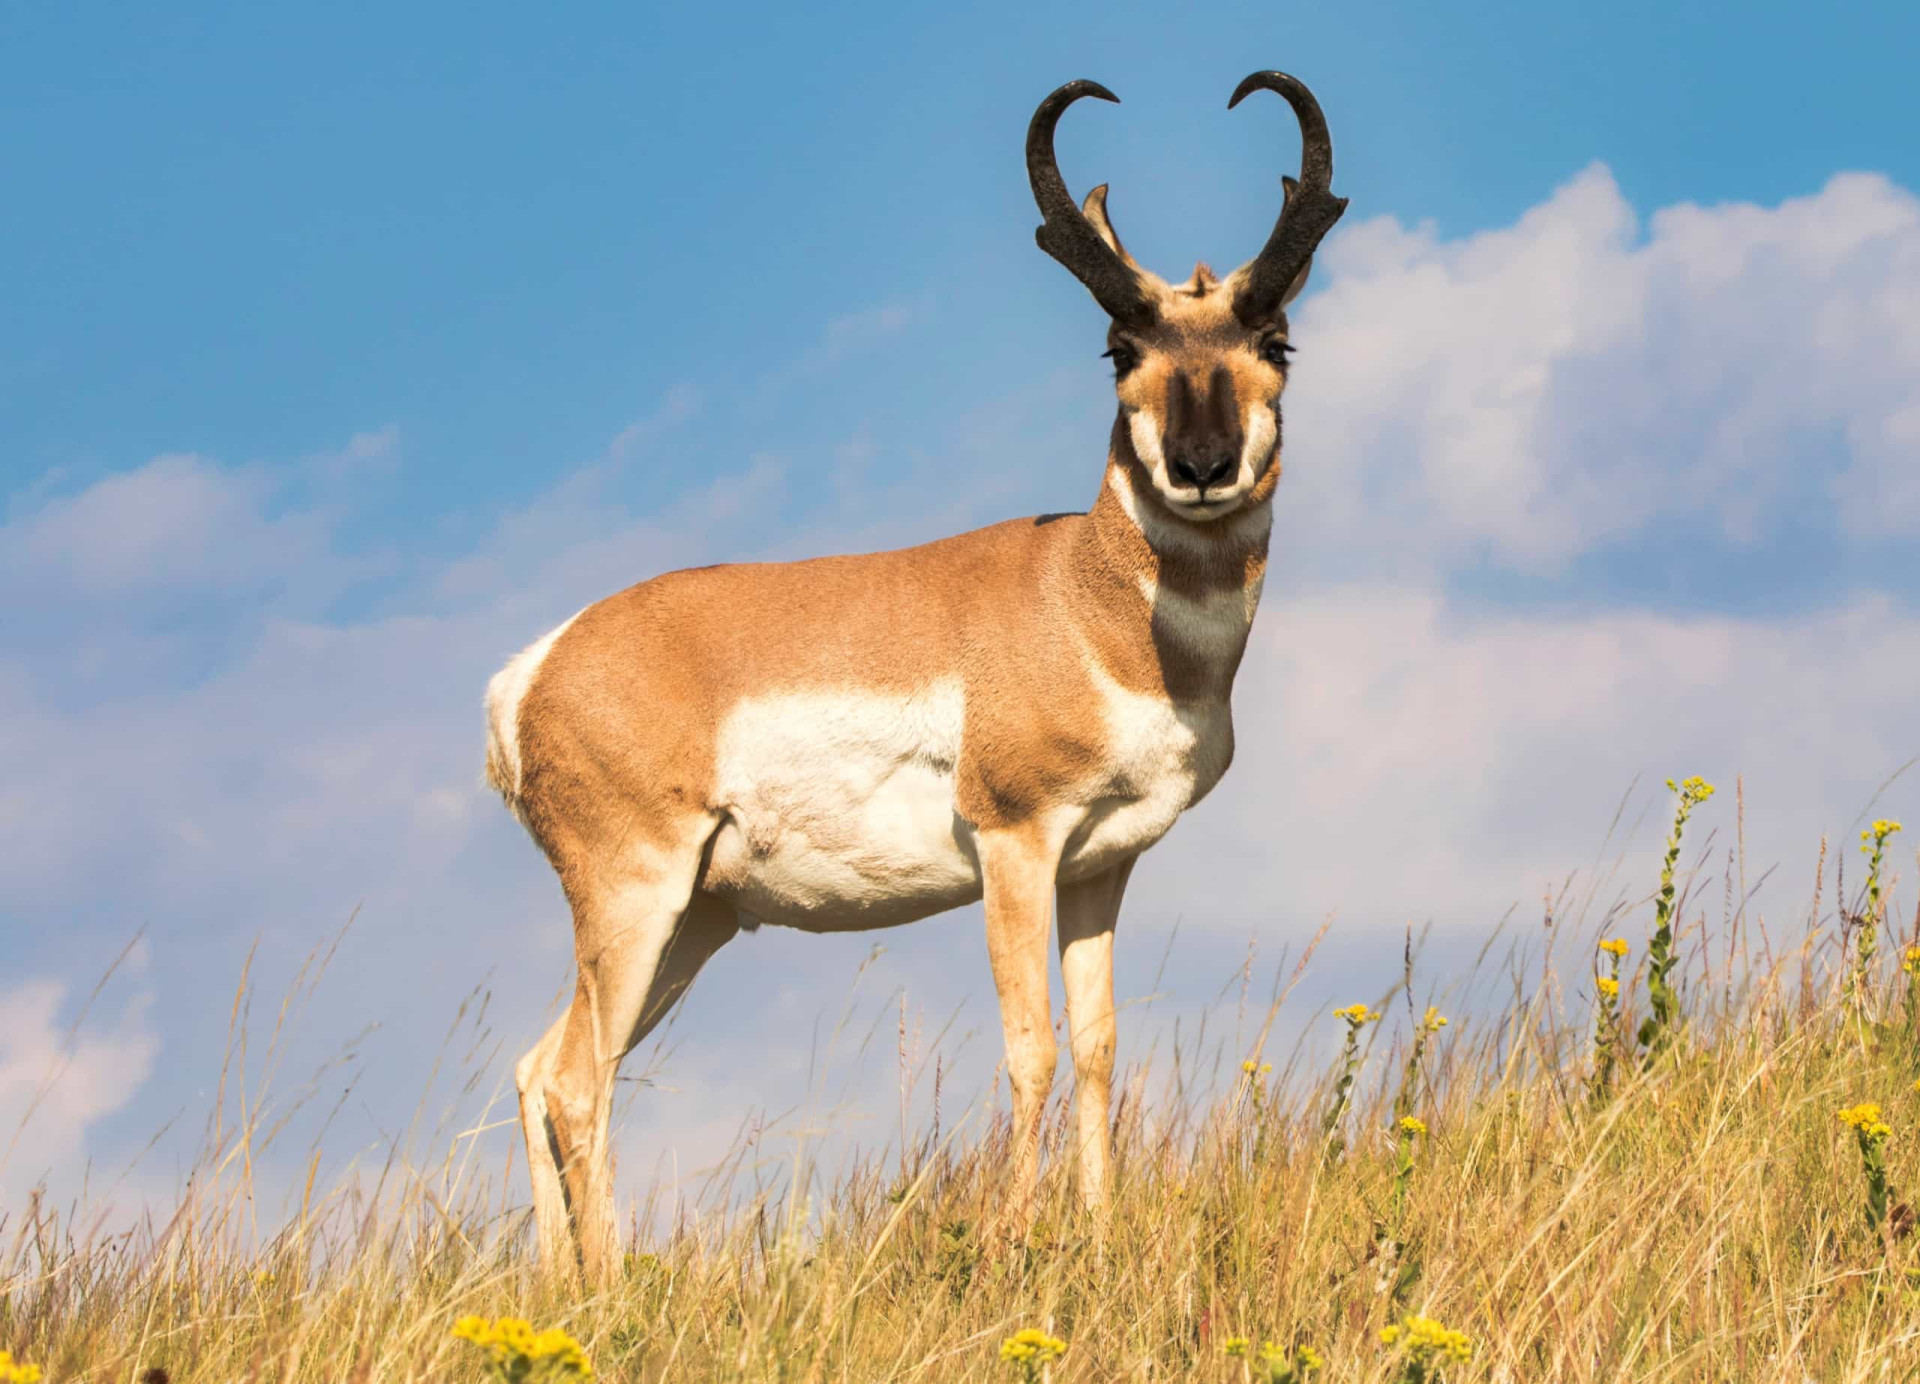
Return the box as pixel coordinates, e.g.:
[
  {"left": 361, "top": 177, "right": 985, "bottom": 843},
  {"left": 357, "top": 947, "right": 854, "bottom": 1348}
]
[
  {"left": 3, "top": 454, "right": 314, "bottom": 600},
  {"left": 811, "top": 298, "right": 921, "bottom": 369},
  {"left": 2, "top": 430, "right": 399, "bottom": 605},
  {"left": 608, "top": 383, "right": 703, "bottom": 459},
  {"left": 1289, "top": 167, "right": 1920, "bottom": 572},
  {"left": 0, "top": 978, "right": 158, "bottom": 1197},
  {"left": 1145, "top": 586, "right": 1920, "bottom": 937}
]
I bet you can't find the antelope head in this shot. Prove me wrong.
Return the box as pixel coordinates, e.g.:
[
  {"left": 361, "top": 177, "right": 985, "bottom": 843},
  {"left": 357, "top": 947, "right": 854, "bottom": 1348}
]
[{"left": 1028, "top": 72, "right": 1347, "bottom": 525}]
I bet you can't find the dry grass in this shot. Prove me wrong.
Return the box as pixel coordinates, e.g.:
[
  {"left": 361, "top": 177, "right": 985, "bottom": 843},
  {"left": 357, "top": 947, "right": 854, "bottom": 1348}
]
[{"left": 7, "top": 793, "right": 1920, "bottom": 1382}]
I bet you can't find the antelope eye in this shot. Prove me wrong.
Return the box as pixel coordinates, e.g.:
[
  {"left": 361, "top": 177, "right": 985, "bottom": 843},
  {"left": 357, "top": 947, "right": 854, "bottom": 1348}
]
[
  {"left": 1261, "top": 338, "right": 1295, "bottom": 367},
  {"left": 1101, "top": 344, "right": 1139, "bottom": 376}
]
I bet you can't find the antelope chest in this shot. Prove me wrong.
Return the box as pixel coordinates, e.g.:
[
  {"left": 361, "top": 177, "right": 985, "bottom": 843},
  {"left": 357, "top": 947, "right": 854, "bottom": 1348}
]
[{"left": 1058, "top": 672, "right": 1234, "bottom": 880}]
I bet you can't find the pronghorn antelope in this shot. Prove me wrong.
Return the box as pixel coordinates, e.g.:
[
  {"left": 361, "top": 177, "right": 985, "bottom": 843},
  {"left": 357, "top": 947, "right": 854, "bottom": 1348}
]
[{"left": 487, "top": 70, "right": 1347, "bottom": 1280}]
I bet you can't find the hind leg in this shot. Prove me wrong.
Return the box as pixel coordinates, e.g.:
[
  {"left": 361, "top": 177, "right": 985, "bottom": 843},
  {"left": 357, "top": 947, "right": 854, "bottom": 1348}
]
[
  {"left": 515, "top": 1011, "right": 573, "bottom": 1268},
  {"left": 540, "top": 859, "right": 738, "bottom": 1284}
]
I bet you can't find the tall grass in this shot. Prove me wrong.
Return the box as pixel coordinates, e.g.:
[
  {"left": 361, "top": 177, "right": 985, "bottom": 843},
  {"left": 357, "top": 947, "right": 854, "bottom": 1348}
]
[{"left": 6, "top": 783, "right": 1920, "bottom": 1382}]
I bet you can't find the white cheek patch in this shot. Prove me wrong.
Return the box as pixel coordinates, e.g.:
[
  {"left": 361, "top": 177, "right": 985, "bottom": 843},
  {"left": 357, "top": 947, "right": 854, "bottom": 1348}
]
[
  {"left": 1119, "top": 402, "right": 1281, "bottom": 531},
  {"left": 1239, "top": 404, "right": 1278, "bottom": 484},
  {"left": 1127, "top": 410, "right": 1169, "bottom": 483}
]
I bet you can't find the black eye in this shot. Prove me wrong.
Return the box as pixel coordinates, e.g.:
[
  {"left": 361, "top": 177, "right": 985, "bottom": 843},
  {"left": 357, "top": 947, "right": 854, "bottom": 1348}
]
[
  {"left": 1261, "top": 338, "right": 1295, "bottom": 367},
  {"left": 1101, "top": 344, "right": 1139, "bottom": 377}
]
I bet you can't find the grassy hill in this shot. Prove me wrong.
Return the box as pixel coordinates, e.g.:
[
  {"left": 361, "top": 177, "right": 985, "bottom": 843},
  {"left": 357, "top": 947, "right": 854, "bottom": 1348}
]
[{"left": 6, "top": 785, "right": 1919, "bottom": 1382}]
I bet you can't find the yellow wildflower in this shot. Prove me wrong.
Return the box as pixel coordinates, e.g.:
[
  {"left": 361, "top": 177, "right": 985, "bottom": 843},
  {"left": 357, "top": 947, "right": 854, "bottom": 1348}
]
[
  {"left": 1241, "top": 1058, "right": 1272, "bottom": 1075},
  {"left": 1596, "top": 975, "right": 1620, "bottom": 999},
  {"left": 1837, "top": 1102, "right": 1893, "bottom": 1141},
  {"left": 999, "top": 1328, "right": 1066, "bottom": 1365},
  {"left": 1598, "top": 937, "right": 1630, "bottom": 957},
  {"left": 0, "top": 1352, "right": 45, "bottom": 1384},
  {"left": 1334, "top": 1003, "right": 1381, "bottom": 1026},
  {"left": 1222, "top": 1337, "right": 1249, "bottom": 1357},
  {"left": 1382, "top": 1313, "right": 1474, "bottom": 1364},
  {"left": 1666, "top": 776, "right": 1716, "bottom": 804},
  {"left": 1421, "top": 1006, "right": 1448, "bottom": 1032},
  {"left": 450, "top": 1316, "right": 592, "bottom": 1379},
  {"left": 1256, "top": 1341, "right": 1321, "bottom": 1373},
  {"left": 1399, "top": 1115, "right": 1427, "bottom": 1136},
  {"left": 1861, "top": 819, "right": 1903, "bottom": 853}
]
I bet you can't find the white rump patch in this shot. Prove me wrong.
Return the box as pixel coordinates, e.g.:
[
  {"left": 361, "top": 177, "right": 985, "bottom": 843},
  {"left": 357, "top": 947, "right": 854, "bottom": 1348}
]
[{"left": 484, "top": 609, "right": 584, "bottom": 805}]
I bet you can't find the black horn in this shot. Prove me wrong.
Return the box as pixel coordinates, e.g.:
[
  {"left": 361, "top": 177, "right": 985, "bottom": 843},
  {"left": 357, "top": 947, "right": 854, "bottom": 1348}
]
[
  {"left": 1228, "top": 71, "right": 1348, "bottom": 326},
  {"left": 1027, "top": 80, "right": 1155, "bottom": 328}
]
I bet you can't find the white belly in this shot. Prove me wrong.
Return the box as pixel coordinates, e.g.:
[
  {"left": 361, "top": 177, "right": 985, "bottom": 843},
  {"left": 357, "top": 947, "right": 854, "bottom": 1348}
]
[
  {"left": 699, "top": 674, "right": 1232, "bottom": 926},
  {"left": 703, "top": 682, "right": 981, "bottom": 929}
]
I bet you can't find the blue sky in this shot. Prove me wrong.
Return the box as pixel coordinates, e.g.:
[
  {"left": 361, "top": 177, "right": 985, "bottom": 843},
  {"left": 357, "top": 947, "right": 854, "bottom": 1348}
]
[{"left": 5, "top": 1, "right": 1920, "bottom": 1224}]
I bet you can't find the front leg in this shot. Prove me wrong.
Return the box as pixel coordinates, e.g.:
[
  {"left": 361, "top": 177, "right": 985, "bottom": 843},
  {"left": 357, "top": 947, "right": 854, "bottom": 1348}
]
[
  {"left": 1057, "top": 857, "right": 1133, "bottom": 1219},
  {"left": 978, "top": 825, "right": 1066, "bottom": 1237}
]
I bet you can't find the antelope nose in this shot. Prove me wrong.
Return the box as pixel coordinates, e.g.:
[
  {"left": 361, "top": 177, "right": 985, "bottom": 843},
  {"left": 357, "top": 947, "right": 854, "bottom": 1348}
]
[{"left": 1169, "top": 447, "right": 1237, "bottom": 492}]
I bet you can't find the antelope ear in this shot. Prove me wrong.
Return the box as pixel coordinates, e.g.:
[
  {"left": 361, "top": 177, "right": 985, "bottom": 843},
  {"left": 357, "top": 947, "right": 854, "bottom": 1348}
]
[
  {"left": 1278, "top": 256, "right": 1313, "bottom": 308},
  {"left": 1080, "top": 184, "right": 1141, "bottom": 269},
  {"left": 1226, "top": 240, "right": 1314, "bottom": 323}
]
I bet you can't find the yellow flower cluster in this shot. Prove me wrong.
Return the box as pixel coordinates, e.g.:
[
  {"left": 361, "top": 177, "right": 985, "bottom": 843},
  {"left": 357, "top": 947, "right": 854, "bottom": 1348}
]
[
  {"left": 1333, "top": 1003, "right": 1381, "bottom": 1026},
  {"left": 1241, "top": 1058, "right": 1272, "bottom": 1075},
  {"left": 1861, "top": 819, "right": 1904, "bottom": 853},
  {"left": 0, "top": 1351, "right": 44, "bottom": 1384},
  {"left": 1221, "top": 1340, "right": 1321, "bottom": 1373},
  {"left": 1399, "top": 1115, "right": 1427, "bottom": 1136},
  {"left": 1380, "top": 1314, "right": 1473, "bottom": 1363},
  {"left": 451, "top": 1316, "right": 593, "bottom": 1379},
  {"left": 1286, "top": 1343, "right": 1324, "bottom": 1373},
  {"left": 1421, "top": 1006, "right": 1448, "bottom": 1032},
  {"left": 1598, "top": 938, "right": 1630, "bottom": 958},
  {"left": 1905, "top": 945, "right": 1920, "bottom": 976},
  {"left": 1261, "top": 1341, "right": 1322, "bottom": 1373},
  {"left": 1596, "top": 976, "right": 1620, "bottom": 999},
  {"left": 999, "top": 1329, "right": 1066, "bottom": 1365},
  {"left": 1837, "top": 1103, "right": 1892, "bottom": 1140},
  {"left": 1665, "top": 776, "right": 1716, "bottom": 805}
]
